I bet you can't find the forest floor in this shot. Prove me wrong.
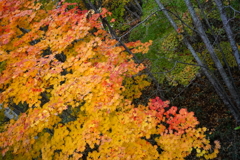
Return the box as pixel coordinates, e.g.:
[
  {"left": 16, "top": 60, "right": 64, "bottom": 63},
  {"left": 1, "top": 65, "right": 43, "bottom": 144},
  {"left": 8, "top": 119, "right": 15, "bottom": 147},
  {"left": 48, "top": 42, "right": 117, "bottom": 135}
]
[
  {"left": 138, "top": 67, "right": 240, "bottom": 160},
  {"left": 170, "top": 72, "right": 240, "bottom": 160}
]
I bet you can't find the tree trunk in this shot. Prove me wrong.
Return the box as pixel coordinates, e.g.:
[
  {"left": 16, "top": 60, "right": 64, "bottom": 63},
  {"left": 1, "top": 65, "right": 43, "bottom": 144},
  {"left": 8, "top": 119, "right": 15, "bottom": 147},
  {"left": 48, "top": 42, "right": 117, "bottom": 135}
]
[
  {"left": 0, "top": 104, "right": 18, "bottom": 120},
  {"left": 184, "top": 0, "right": 240, "bottom": 110},
  {"left": 154, "top": 0, "right": 240, "bottom": 124},
  {"left": 214, "top": 0, "right": 240, "bottom": 70}
]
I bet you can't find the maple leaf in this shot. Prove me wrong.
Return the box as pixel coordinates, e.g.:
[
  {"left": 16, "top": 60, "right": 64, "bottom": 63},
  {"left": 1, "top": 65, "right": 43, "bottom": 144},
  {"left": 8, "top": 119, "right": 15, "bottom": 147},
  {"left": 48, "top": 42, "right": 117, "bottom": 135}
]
[{"left": 0, "top": 1, "right": 219, "bottom": 160}]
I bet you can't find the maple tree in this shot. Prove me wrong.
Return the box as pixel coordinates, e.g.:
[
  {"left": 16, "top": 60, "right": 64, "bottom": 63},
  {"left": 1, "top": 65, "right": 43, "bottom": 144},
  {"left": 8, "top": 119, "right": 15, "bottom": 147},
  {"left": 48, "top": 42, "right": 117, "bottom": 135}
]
[{"left": 0, "top": 0, "right": 220, "bottom": 159}]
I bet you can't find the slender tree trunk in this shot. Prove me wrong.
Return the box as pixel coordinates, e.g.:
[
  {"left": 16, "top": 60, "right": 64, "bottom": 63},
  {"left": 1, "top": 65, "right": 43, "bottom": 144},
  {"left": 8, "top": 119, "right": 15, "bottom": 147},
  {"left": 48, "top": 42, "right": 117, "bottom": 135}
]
[
  {"left": 129, "top": 1, "right": 142, "bottom": 16},
  {"left": 184, "top": 0, "right": 240, "bottom": 110},
  {"left": 0, "top": 104, "right": 18, "bottom": 120},
  {"left": 134, "top": 0, "right": 143, "bottom": 15},
  {"left": 85, "top": 0, "right": 165, "bottom": 99},
  {"left": 125, "top": 6, "right": 140, "bottom": 19},
  {"left": 154, "top": 0, "right": 240, "bottom": 123},
  {"left": 214, "top": 0, "right": 240, "bottom": 70},
  {"left": 196, "top": 0, "right": 238, "bottom": 92}
]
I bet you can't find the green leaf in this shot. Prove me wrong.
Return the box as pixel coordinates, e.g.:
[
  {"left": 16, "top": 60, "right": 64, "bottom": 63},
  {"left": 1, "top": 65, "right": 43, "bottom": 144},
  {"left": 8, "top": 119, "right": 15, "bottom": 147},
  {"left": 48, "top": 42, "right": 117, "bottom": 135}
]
[{"left": 234, "top": 126, "right": 240, "bottom": 130}]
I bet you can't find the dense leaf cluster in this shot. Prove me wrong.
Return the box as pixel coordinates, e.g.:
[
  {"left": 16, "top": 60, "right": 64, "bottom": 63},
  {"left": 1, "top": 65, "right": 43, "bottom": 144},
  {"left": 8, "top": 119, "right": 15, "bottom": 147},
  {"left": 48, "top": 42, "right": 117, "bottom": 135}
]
[{"left": 0, "top": 0, "right": 219, "bottom": 159}]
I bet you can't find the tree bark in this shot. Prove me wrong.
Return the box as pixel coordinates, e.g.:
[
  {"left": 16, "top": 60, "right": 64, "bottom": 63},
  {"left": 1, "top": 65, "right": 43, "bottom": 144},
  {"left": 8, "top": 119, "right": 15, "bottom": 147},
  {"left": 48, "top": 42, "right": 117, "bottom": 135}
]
[
  {"left": 154, "top": 0, "right": 240, "bottom": 123},
  {"left": 214, "top": 0, "right": 240, "bottom": 70},
  {"left": 125, "top": 6, "right": 140, "bottom": 19},
  {"left": 184, "top": 0, "right": 240, "bottom": 110},
  {"left": 0, "top": 104, "right": 18, "bottom": 120},
  {"left": 133, "top": 0, "right": 143, "bottom": 15},
  {"left": 86, "top": 0, "right": 165, "bottom": 99}
]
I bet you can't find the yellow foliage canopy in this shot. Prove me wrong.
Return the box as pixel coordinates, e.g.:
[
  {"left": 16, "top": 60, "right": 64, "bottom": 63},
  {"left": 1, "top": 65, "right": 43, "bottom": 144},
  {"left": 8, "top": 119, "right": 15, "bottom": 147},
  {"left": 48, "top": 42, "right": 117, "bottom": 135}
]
[{"left": 0, "top": 0, "right": 219, "bottom": 159}]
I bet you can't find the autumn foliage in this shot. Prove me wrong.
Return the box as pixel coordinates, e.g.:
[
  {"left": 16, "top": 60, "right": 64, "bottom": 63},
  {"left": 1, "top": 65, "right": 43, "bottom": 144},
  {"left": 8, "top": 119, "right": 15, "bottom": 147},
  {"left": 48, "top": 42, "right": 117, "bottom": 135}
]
[{"left": 0, "top": 0, "right": 220, "bottom": 159}]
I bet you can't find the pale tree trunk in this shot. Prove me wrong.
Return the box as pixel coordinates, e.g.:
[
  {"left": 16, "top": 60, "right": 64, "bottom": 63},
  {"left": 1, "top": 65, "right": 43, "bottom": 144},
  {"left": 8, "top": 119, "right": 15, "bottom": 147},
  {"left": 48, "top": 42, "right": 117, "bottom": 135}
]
[
  {"left": 0, "top": 104, "right": 18, "bottom": 120},
  {"left": 195, "top": 0, "right": 238, "bottom": 96},
  {"left": 154, "top": 0, "right": 240, "bottom": 123},
  {"left": 184, "top": 0, "right": 240, "bottom": 109},
  {"left": 214, "top": 0, "right": 240, "bottom": 70}
]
